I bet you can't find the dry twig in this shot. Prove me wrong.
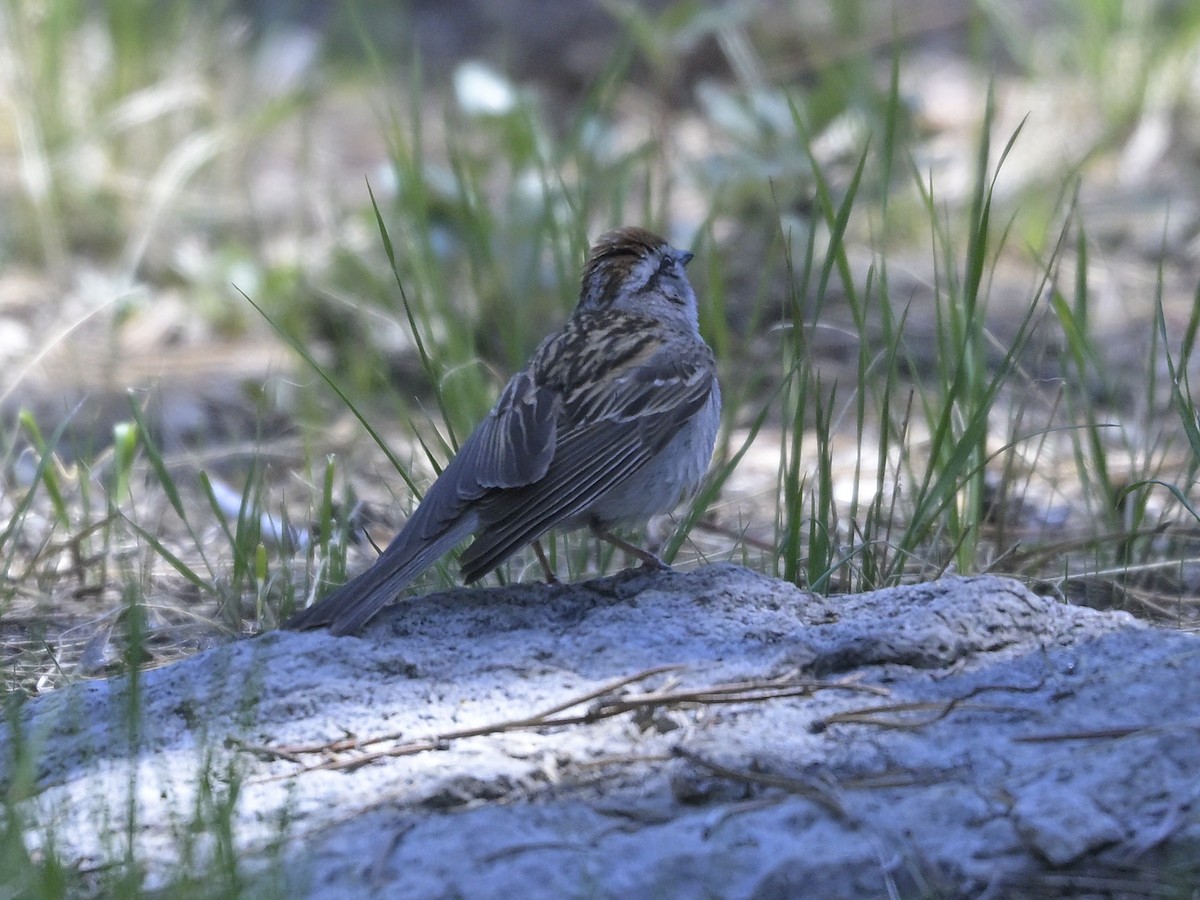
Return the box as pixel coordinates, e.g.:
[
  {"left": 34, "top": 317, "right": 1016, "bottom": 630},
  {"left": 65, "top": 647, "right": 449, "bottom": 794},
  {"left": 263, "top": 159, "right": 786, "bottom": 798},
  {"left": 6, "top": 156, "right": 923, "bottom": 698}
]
[{"left": 241, "top": 666, "right": 885, "bottom": 776}]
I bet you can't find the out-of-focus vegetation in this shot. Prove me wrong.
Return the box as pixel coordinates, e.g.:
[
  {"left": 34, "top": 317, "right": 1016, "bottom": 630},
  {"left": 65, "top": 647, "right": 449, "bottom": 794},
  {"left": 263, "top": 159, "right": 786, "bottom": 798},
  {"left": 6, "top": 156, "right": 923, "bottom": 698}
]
[
  {"left": 1, "top": 0, "right": 1199, "bottom": 694},
  {"left": 3, "top": 0, "right": 1200, "bottom": 663}
]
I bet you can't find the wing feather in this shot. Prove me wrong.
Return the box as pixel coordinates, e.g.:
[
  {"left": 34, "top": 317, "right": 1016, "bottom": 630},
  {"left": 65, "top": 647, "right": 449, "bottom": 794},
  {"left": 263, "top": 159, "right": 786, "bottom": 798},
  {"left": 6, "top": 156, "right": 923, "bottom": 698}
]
[
  {"left": 459, "top": 339, "right": 715, "bottom": 581},
  {"left": 415, "top": 369, "right": 560, "bottom": 539}
]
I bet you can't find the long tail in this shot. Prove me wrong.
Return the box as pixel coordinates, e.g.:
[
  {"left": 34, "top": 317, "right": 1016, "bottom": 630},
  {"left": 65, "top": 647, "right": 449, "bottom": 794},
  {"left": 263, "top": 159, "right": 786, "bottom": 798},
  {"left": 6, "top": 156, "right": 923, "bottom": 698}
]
[{"left": 283, "top": 514, "right": 476, "bottom": 635}]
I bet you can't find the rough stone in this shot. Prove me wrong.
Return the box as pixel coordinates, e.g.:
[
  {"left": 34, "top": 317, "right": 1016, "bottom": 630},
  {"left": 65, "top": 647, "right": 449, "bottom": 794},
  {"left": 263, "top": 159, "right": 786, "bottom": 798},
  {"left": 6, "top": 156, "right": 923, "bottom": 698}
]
[{"left": 3, "top": 565, "right": 1197, "bottom": 897}]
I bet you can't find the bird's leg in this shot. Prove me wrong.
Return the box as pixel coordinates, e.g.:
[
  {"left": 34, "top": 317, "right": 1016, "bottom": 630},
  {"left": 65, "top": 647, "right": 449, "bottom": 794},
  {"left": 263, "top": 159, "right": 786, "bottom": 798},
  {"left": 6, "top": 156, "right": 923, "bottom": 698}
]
[
  {"left": 531, "top": 539, "right": 560, "bottom": 583},
  {"left": 590, "top": 524, "right": 670, "bottom": 571}
]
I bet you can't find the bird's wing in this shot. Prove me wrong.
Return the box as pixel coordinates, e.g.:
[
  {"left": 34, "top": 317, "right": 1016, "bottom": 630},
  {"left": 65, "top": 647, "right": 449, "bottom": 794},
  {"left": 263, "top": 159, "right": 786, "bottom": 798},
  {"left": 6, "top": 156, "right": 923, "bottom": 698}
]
[
  {"left": 458, "top": 333, "right": 716, "bottom": 582},
  {"left": 282, "top": 364, "right": 561, "bottom": 634},
  {"left": 416, "top": 367, "right": 562, "bottom": 538}
]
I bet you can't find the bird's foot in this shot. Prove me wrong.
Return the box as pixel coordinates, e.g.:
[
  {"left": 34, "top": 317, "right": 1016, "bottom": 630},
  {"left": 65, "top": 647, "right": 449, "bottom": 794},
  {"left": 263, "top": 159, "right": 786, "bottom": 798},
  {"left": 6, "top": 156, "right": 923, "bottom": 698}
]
[{"left": 590, "top": 525, "right": 671, "bottom": 572}]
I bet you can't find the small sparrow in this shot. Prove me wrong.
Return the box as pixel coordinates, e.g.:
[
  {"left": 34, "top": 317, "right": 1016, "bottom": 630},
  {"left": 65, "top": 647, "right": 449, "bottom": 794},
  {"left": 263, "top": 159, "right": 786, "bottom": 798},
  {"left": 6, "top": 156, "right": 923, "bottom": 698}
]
[{"left": 285, "top": 226, "right": 721, "bottom": 634}]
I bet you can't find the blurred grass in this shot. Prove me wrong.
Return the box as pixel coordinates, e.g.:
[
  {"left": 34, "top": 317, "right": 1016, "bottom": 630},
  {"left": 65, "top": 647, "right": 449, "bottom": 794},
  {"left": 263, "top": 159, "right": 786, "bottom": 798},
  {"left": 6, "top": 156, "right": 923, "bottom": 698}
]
[
  {"left": 3, "top": 0, "right": 1200, "bottom": 889},
  {"left": 0, "top": 0, "right": 1197, "bottom": 639}
]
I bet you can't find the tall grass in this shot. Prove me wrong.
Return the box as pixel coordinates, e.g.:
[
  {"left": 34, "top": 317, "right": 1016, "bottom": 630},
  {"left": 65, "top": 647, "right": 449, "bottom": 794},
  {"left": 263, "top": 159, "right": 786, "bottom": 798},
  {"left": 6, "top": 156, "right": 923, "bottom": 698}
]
[{"left": 1, "top": 0, "right": 1195, "bottom": 649}]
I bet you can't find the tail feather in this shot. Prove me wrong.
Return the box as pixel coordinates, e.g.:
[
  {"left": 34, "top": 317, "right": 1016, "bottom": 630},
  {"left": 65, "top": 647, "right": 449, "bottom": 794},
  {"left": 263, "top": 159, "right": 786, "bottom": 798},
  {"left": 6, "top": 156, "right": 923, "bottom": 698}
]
[{"left": 284, "top": 514, "right": 477, "bottom": 635}]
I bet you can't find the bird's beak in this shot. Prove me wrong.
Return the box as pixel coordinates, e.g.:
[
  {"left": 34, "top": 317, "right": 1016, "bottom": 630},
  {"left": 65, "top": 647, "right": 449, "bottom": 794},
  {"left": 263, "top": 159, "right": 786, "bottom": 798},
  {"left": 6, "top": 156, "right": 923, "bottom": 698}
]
[{"left": 677, "top": 250, "right": 695, "bottom": 267}]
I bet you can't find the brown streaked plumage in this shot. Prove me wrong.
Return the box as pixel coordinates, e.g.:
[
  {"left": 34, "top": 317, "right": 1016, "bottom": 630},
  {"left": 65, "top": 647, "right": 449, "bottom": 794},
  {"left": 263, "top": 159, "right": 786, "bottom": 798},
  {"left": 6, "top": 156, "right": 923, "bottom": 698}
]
[{"left": 284, "top": 226, "right": 720, "bottom": 635}]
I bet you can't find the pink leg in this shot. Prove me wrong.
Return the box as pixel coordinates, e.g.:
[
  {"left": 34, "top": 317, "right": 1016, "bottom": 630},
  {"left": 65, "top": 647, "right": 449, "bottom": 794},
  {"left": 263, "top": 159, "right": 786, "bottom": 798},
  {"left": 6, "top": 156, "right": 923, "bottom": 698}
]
[
  {"left": 532, "top": 539, "right": 560, "bottom": 583},
  {"left": 590, "top": 525, "right": 669, "bottom": 571}
]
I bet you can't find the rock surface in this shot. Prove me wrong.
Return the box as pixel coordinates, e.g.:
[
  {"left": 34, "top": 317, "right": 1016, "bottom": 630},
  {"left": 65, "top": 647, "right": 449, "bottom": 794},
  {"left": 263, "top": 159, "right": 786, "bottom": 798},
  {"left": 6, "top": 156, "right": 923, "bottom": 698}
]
[{"left": 5, "top": 565, "right": 1199, "bottom": 896}]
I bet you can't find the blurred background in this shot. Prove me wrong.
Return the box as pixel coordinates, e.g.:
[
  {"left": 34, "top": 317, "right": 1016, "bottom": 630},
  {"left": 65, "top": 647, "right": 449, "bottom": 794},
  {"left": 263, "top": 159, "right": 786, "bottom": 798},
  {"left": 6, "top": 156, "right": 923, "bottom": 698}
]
[
  {"left": 4, "top": 0, "right": 1197, "bottom": 454},
  {"left": 3, "top": 0, "right": 1200, "bottom": 664}
]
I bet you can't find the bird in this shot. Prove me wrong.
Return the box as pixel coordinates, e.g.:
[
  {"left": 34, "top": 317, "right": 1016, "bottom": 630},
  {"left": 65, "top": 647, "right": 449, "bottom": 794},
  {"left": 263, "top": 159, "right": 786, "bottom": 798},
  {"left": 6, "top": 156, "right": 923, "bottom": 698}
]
[{"left": 284, "top": 226, "right": 721, "bottom": 635}]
